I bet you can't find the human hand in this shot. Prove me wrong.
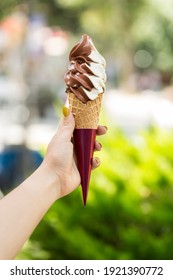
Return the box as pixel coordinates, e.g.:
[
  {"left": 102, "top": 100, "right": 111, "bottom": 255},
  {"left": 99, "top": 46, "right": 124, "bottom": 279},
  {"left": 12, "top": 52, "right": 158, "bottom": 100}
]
[{"left": 42, "top": 108, "right": 107, "bottom": 199}]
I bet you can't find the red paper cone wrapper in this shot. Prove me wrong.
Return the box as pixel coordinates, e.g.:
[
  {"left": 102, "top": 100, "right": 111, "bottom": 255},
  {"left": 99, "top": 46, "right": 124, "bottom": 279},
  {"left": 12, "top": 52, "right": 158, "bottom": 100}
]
[
  {"left": 73, "top": 129, "right": 96, "bottom": 205},
  {"left": 67, "top": 92, "right": 102, "bottom": 205}
]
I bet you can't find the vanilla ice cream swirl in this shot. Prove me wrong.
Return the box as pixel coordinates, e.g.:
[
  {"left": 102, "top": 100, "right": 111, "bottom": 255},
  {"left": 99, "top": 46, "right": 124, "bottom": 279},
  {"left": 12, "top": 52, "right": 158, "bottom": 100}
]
[{"left": 64, "top": 34, "right": 106, "bottom": 103}]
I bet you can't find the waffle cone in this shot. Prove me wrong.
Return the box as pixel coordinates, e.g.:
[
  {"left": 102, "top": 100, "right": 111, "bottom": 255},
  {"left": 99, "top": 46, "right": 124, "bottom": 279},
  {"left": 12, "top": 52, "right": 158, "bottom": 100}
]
[{"left": 68, "top": 92, "right": 102, "bottom": 129}]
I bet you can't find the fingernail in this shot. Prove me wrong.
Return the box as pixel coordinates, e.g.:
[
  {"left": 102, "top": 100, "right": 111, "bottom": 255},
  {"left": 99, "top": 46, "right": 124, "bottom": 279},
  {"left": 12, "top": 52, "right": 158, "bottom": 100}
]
[
  {"left": 95, "top": 157, "right": 100, "bottom": 165},
  {"left": 96, "top": 142, "right": 102, "bottom": 150},
  {"left": 103, "top": 126, "right": 108, "bottom": 130},
  {"left": 62, "top": 106, "right": 70, "bottom": 117}
]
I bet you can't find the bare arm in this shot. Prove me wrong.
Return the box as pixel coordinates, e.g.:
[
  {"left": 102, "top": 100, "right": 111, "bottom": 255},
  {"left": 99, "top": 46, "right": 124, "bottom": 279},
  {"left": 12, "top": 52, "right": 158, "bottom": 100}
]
[{"left": 0, "top": 165, "right": 58, "bottom": 259}]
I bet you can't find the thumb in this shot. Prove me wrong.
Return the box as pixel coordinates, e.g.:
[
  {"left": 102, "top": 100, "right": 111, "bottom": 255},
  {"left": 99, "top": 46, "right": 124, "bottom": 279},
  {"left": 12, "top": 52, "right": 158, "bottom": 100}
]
[{"left": 60, "top": 107, "right": 75, "bottom": 141}]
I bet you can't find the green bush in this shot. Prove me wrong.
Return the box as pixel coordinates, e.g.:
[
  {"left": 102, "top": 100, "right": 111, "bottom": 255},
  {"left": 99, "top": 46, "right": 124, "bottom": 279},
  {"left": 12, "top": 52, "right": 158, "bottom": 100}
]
[{"left": 17, "top": 125, "right": 173, "bottom": 260}]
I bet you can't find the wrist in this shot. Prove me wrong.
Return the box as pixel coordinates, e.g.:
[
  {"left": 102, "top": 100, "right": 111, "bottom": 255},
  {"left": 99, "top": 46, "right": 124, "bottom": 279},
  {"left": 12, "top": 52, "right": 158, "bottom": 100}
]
[{"left": 33, "top": 162, "right": 62, "bottom": 204}]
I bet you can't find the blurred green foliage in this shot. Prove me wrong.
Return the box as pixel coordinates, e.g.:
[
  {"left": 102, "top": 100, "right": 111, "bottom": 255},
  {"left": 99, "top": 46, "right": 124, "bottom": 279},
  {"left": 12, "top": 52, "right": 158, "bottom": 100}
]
[{"left": 18, "top": 123, "right": 173, "bottom": 260}]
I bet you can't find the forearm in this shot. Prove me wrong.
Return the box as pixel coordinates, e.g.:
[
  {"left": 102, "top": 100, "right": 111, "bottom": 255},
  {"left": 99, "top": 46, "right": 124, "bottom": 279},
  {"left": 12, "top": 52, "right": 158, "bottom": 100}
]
[{"left": 0, "top": 164, "right": 59, "bottom": 260}]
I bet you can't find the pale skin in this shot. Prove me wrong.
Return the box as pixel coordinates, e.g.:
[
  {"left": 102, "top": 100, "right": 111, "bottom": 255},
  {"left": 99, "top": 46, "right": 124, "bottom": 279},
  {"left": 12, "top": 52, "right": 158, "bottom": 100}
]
[{"left": 0, "top": 111, "right": 107, "bottom": 259}]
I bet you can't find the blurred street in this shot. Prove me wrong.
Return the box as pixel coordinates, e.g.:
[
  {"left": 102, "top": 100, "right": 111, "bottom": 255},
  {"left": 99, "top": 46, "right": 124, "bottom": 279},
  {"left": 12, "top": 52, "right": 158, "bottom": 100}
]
[{"left": 105, "top": 88, "right": 173, "bottom": 135}]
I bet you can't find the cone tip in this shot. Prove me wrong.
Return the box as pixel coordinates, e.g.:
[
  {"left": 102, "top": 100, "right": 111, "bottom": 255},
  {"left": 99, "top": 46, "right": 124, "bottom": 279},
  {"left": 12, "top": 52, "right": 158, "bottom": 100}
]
[{"left": 82, "top": 193, "right": 87, "bottom": 206}]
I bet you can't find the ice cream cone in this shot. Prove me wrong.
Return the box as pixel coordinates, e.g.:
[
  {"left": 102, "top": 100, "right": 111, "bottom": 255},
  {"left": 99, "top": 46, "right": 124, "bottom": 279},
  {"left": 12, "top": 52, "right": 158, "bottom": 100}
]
[
  {"left": 68, "top": 92, "right": 102, "bottom": 129},
  {"left": 68, "top": 92, "right": 102, "bottom": 205},
  {"left": 64, "top": 34, "right": 106, "bottom": 205}
]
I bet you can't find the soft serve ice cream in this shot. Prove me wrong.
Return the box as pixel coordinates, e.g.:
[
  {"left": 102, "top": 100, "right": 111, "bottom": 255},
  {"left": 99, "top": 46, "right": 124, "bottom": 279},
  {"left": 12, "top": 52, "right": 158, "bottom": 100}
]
[{"left": 64, "top": 34, "right": 106, "bottom": 103}]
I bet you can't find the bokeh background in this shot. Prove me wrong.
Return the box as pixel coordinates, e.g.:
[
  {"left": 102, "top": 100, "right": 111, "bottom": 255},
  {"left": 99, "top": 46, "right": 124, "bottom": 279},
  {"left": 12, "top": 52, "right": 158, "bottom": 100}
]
[{"left": 1, "top": 0, "right": 173, "bottom": 260}]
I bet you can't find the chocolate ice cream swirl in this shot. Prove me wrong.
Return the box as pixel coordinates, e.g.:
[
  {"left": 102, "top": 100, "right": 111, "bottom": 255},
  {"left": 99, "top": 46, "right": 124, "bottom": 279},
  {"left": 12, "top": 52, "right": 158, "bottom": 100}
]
[{"left": 64, "top": 34, "right": 106, "bottom": 103}]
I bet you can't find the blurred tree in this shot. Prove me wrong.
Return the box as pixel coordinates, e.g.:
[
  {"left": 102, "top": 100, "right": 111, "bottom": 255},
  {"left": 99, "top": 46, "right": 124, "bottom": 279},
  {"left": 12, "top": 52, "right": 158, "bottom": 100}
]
[
  {"left": 0, "top": 0, "right": 22, "bottom": 17},
  {"left": 132, "top": 0, "right": 173, "bottom": 75},
  {"left": 1, "top": 0, "right": 173, "bottom": 87}
]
